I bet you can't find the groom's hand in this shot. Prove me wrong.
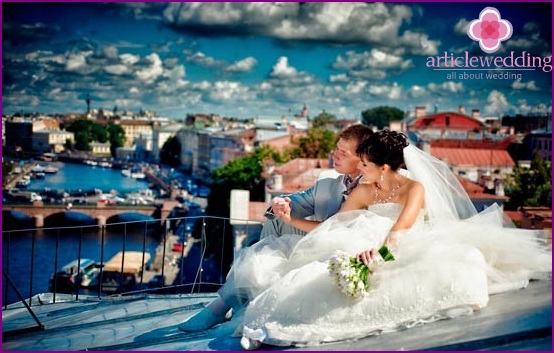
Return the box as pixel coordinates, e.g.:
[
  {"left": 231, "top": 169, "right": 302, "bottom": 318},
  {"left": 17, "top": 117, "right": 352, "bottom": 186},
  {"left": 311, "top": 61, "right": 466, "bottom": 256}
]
[{"left": 272, "top": 197, "right": 291, "bottom": 219}]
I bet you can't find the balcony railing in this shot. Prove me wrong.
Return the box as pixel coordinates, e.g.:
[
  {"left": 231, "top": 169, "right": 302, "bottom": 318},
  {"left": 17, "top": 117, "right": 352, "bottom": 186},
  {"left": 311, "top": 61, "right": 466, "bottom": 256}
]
[{"left": 2, "top": 215, "right": 262, "bottom": 310}]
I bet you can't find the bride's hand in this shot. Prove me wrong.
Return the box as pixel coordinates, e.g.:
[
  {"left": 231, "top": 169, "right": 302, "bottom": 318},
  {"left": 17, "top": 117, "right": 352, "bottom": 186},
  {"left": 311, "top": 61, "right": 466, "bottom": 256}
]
[{"left": 356, "top": 248, "right": 377, "bottom": 266}]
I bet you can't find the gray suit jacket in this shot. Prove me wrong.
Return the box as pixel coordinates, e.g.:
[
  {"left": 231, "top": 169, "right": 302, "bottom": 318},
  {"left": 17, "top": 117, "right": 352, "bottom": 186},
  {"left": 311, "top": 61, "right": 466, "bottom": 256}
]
[{"left": 259, "top": 175, "right": 347, "bottom": 240}]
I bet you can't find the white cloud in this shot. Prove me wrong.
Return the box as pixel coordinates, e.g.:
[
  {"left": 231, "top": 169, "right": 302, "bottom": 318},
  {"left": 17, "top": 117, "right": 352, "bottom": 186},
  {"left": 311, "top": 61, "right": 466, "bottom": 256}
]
[
  {"left": 120, "top": 53, "right": 140, "bottom": 65},
  {"left": 270, "top": 56, "right": 297, "bottom": 78},
  {"left": 163, "top": 2, "right": 436, "bottom": 55},
  {"left": 187, "top": 51, "right": 222, "bottom": 68},
  {"left": 329, "top": 74, "right": 350, "bottom": 83},
  {"left": 104, "top": 64, "right": 128, "bottom": 75},
  {"left": 398, "top": 30, "right": 439, "bottom": 55},
  {"left": 511, "top": 80, "right": 539, "bottom": 91},
  {"left": 485, "top": 90, "right": 512, "bottom": 115},
  {"left": 453, "top": 18, "right": 469, "bottom": 35},
  {"left": 135, "top": 53, "right": 163, "bottom": 83},
  {"left": 368, "top": 82, "right": 402, "bottom": 100},
  {"left": 332, "top": 49, "right": 412, "bottom": 80},
  {"left": 408, "top": 85, "right": 427, "bottom": 98},
  {"left": 65, "top": 51, "right": 96, "bottom": 74},
  {"left": 427, "top": 81, "right": 464, "bottom": 94},
  {"left": 225, "top": 57, "right": 257, "bottom": 73},
  {"left": 209, "top": 81, "right": 252, "bottom": 101}
]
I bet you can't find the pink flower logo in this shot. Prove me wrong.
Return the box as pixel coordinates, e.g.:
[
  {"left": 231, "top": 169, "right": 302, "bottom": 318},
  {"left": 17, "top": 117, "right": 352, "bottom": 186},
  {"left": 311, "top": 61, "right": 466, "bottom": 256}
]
[{"left": 467, "top": 7, "right": 512, "bottom": 53}]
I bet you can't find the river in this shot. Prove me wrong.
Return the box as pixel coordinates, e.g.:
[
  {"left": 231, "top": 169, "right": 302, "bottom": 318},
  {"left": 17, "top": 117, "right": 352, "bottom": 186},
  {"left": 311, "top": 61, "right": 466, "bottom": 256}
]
[{"left": 25, "top": 161, "right": 150, "bottom": 193}]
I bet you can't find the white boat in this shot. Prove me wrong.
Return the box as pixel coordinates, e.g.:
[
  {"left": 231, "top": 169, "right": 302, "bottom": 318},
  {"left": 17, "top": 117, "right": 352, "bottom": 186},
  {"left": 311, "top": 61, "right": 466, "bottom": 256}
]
[
  {"left": 99, "top": 162, "right": 112, "bottom": 168},
  {"left": 44, "top": 166, "right": 59, "bottom": 174},
  {"left": 31, "top": 164, "right": 45, "bottom": 173},
  {"left": 48, "top": 259, "right": 100, "bottom": 292},
  {"left": 121, "top": 169, "right": 131, "bottom": 177},
  {"left": 131, "top": 172, "right": 146, "bottom": 179}
]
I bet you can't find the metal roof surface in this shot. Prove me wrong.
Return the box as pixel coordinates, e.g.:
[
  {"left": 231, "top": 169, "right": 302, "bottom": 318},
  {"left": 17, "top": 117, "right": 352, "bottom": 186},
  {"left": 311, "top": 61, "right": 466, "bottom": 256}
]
[{"left": 2, "top": 280, "right": 551, "bottom": 351}]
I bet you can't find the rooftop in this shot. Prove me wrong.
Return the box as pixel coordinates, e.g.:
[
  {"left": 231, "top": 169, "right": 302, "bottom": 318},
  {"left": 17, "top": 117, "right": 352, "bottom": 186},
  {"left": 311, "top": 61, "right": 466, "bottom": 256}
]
[{"left": 2, "top": 280, "right": 551, "bottom": 351}]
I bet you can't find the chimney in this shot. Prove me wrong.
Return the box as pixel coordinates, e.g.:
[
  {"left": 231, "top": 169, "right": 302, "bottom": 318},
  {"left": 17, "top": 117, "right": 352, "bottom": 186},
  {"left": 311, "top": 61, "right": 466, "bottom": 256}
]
[
  {"left": 458, "top": 105, "right": 465, "bottom": 114},
  {"left": 471, "top": 109, "right": 480, "bottom": 120},
  {"left": 415, "top": 106, "right": 427, "bottom": 118}
]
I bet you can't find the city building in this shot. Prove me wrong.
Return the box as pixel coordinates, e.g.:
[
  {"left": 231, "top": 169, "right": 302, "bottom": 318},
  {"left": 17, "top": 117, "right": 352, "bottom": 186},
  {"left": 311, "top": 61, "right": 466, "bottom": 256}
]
[
  {"left": 152, "top": 124, "right": 183, "bottom": 162},
  {"left": 32, "top": 130, "right": 75, "bottom": 153},
  {"left": 90, "top": 141, "right": 111, "bottom": 156}
]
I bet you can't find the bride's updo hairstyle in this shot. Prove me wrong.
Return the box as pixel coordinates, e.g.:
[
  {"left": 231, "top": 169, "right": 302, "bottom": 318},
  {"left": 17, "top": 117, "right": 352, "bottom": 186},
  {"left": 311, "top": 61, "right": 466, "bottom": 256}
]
[{"left": 356, "top": 129, "right": 409, "bottom": 170}]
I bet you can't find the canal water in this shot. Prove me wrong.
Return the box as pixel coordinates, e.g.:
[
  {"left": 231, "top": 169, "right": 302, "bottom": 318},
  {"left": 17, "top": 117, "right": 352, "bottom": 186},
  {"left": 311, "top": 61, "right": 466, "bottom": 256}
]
[{"left": 25, "top": 162, "right": 150, "bottom": 193}]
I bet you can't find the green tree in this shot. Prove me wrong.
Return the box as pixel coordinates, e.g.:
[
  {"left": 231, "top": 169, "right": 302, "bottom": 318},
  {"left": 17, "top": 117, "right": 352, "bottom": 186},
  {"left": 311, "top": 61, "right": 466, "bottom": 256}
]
[
  {"left": 74, "top": 131, "right": 91, "bottom": 151},
  {"left": 91, "top": 124, "right": 108, "bottom": 143},
  {"left": 107, "top": 123, "right": 126, "bottom": 157},
  {"left": 64, "top": 138, "right": 74, "bottom": 151},
  {"left": 505, "top": 152, "right": 552, "bottom": 210},
  {"left": 159, "top": 136, "right": 181, "bottom": 167},
  {"left": 67, "top": 119, "right": 95, "bottom": 151},
  {"left": 361, "top": 106, "right": 404, "bottom": 129},
  {"left": 311, "top": 111, "right": 337, "bottom": 129},
  {"left": 290, "top": 127, "right": 337, "bottom": 158}
]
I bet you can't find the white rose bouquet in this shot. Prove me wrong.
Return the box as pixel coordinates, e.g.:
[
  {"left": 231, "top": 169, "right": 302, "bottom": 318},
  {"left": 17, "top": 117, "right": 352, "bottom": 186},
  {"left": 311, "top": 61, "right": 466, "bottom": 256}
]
[{"left": 328, "top": 245, "right": 395, "bottom": 298}]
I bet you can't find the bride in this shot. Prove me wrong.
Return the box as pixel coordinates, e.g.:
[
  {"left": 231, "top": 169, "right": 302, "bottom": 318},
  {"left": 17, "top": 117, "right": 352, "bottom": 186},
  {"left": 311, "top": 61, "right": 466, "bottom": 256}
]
[{"left": 233, "top": 130, "right": 552, "bottom": 349}]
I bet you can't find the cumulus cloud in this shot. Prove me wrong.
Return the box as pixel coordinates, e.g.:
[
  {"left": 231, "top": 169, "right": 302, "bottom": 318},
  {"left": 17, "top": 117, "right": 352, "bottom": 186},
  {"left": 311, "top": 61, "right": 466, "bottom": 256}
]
[
  {"left": 368, "top": 82, "right": 402, "bottom": 100},
  {"left": 135, "top": 53, "right": 164, "bottom": 83},
  {"left": 427, "top": 81, "right": 464, "bottom": 94},
  {"left": 408, "top": 85, "right": 427, "bottom": 98},
  {"left": 162, "top": 2, "right": 436, "bottom": 55},
  {"left": 104, "top": 64, "right": 128, "bottom": 75},
  {"left": 329, "top": 74, "right": 350, "bottom": 83},
  {"left": 208, "top": 81, "right": 252, "bottom": 102},
  {"left": 186, "top": 52, "right": 257, "bottom": 74},
  {"left": 453, "top": 18, "right": 469, "bottom": 35},
  {"left": 120, "top": 53, "right": 140, "bottom": 65},
  {"left": 65, "top": 51, "right": 97, "bottom": 74},
  {"left": 333, "top": 49, "right": 413, "bottom": 80},
  {"left": 270, "top": 57, "right": 298, "bottom": 78},
  {"left": 511, "top": 80, "right": 539, "bottom": 91},
  {"left": 485, "top": 90, "right": 512, "bottom": 115},
  {"left": 225, "top": 57, "right": 257, "bottom": 73}
]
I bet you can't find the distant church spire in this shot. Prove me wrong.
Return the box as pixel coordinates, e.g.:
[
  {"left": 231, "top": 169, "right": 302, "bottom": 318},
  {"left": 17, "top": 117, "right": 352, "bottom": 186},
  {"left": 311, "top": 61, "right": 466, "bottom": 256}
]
[{"left": 300, "top": 103, "right": 308, "bottom": 118}]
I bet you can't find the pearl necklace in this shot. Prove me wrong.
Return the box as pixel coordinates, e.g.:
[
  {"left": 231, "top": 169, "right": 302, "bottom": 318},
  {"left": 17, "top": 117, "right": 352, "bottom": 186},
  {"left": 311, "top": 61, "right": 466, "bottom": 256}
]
[{"left": 374, "top": 183, "right": 401, "bottom": 204}]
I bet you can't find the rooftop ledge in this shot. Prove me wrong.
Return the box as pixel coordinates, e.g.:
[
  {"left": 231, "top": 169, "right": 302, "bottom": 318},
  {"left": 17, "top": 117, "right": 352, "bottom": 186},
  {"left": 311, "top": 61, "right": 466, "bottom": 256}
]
[{"left": 2, "top": 280, "right": 551, "bottom": 351}]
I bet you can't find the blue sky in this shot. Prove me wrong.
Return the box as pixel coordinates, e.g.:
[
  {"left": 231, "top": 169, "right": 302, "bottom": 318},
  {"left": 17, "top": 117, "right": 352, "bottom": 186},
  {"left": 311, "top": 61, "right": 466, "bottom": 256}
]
[{"left": 2, "top": 2, "right": 552, "bottom": 120}]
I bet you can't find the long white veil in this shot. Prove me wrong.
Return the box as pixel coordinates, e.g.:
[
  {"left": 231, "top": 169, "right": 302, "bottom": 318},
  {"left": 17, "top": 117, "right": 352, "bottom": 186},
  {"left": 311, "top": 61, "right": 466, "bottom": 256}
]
[{"left": 403, "top": 144, "right": 478, "bottom": 224}]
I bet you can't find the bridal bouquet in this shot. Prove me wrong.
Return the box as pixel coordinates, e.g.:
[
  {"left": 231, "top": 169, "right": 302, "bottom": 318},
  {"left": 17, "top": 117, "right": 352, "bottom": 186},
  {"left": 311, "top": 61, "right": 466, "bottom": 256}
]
[{"left": 328, "top": 246, "right": 395, "bottom": 298}]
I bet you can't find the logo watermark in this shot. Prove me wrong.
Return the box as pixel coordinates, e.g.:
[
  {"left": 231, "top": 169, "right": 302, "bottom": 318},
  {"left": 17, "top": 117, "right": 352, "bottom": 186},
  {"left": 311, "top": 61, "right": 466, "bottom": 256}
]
[
  {"left": 425, "top": 7, "right": 552, "bottom": 82},
  {"left": 467, "top": 7, "right": 512, "bottom": 54}
]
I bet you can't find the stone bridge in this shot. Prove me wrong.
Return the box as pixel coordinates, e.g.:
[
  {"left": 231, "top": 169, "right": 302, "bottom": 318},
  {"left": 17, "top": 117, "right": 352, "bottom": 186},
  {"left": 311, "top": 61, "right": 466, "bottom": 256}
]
[{"left": 3, "top": 201, "right": 180, "bottom": 228}]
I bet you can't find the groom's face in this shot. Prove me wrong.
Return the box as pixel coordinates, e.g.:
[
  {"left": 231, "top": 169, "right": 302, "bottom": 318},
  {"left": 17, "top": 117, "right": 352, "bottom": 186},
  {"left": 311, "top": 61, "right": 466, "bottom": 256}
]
[{"left": 333, "top": 138, "right": 360, "bottom": 176}]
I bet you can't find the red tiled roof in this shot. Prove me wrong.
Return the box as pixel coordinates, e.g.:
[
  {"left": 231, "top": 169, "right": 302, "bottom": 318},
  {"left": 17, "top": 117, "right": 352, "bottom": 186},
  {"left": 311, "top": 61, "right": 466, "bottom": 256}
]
[
  {"left": 410, "top": 112, "right": 485, "bottom": 130},
  {"left": 431, "top": 147, "right": 515, "bottom": 167}
]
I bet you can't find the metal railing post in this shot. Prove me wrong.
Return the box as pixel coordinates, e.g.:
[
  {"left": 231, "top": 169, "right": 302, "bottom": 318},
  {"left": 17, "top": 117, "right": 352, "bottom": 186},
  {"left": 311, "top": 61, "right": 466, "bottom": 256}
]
[
  {"left": 4, "top": 231, "right": 11, "bottom": 309},
  {"left": 52, "top": 228, "right": 60, "bottom": 303},
  {"left": 29, "top": 230, "right": 36, "bottom": 306},
  {"left": 98, "top": 225, "right": 106, "bottom": 298}
]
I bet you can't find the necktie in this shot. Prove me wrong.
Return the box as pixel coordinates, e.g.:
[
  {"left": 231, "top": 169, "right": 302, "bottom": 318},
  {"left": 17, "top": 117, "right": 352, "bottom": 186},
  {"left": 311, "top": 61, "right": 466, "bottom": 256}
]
[{"left": 343, "top": 175, "right": 361, "bottom": 196}]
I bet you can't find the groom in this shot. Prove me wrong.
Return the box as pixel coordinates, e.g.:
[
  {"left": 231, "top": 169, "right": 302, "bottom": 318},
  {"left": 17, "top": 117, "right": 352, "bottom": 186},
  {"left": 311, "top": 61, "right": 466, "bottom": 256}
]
[{"left": 178, "top": 124, "right": 373, "bottom": 332}]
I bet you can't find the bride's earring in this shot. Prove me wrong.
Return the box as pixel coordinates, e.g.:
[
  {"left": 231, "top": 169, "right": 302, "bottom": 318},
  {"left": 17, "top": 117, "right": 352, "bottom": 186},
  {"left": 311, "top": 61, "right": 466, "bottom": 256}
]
[{"left": 378, "top": 173, "right": 384, "bottom": 188}]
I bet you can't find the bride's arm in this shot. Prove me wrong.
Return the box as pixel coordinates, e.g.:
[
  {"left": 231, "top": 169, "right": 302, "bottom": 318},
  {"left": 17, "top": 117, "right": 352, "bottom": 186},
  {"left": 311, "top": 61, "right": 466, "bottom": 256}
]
[
  {"left": 356, "top": 182, "right": 424, "bottom": 265},
  {"left": 281, "top": 184, "right": 370, "bottom": 233}
]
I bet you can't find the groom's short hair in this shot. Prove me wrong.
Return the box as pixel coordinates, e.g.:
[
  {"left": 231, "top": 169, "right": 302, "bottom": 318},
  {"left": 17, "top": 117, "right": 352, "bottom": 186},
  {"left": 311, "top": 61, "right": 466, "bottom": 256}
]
[{"left": 338, "top": 124, "right": 373, "bottom": 145}]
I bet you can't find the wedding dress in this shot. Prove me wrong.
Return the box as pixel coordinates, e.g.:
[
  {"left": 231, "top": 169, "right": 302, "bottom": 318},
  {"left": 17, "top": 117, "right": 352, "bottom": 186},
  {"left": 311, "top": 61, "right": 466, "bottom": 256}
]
[{"left": 231, "top": 145, "right": 552, "bottom": 347}]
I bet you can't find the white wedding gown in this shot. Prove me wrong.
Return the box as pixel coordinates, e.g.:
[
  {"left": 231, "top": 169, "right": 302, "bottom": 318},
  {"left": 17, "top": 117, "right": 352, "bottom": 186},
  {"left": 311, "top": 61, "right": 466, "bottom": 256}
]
[{"left": 233, "top": 203, "right": 551, "bottom": 347}]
